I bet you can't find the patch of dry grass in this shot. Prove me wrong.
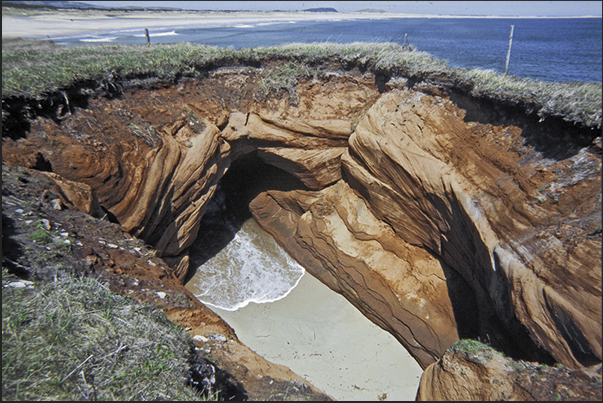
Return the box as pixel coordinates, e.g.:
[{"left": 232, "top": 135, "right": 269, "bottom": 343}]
[
  {"left": 2, "top": 269, "right": 205, "bottom": 400},
  {"left": 2, "top": 39, "right": 601, "bottom": 128}
]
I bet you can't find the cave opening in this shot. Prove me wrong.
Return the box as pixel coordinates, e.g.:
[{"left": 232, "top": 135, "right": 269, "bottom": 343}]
[{"left": 184, "top": 151, "right": 308, "bottom": 285}]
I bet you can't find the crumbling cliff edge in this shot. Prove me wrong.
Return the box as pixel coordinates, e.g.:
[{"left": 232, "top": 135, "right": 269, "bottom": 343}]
[{"left": 3, "top": 42, "right": 601, "bottom": 400}]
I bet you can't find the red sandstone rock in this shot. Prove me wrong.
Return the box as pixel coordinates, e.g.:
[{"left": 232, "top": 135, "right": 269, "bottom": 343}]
[
  {"left": 250, "top": 180, "right": 459, "bottom": 369},
  {"left": 342, "top": 89, "right": 601, "bottom": 368},
  {"left": 2, "top": 70, "right": 600, "bottom": 388},
  {"left": 40, "top": 171, "right": 105, "bottom": 218},
  {"left": 416, "top": 346, "right": 602, "bottom": 401}
]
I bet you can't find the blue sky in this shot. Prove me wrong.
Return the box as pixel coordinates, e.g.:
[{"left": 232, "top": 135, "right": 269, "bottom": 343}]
[{"left": 82, "top": 1, "right": 603, "bottom": 17}]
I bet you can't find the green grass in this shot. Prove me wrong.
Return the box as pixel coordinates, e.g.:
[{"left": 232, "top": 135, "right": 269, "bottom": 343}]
[
  {"left": 462, "top": 68, "right": 602, "bottom": 127},
  {"left": 257, "top": 61, "right": 318, "bottom": 105},
  {"left": 0, "top": 40, "right": 433, "bottom": 98},
  {"left": 28, "top": 228, "right": 52, "bottom": 244},
  {"left": 448, "top": 338, "right": 499, "bottom": 356},
  {"left": 2, "top": 39, "right": 601, "bottom": 128},
  {"left": 2, "top": 268, "right": 205, "bottom": 400}
]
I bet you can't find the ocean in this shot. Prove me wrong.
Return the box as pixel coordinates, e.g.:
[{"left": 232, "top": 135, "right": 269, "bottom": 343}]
[
  {"left": 185, "top": 218, "right": 305, "bottom": 311},
  {"left": 51, "top": 16, "right": 602, "bottom": 83}
]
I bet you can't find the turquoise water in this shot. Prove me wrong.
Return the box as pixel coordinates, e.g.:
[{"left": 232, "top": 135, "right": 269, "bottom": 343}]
[{"left": 51, "top": 17, "right": 602, "bottom": 82}]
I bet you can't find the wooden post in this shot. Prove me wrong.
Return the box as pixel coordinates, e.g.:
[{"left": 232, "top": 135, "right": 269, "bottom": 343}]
[
  {"left": 145, "top": 28, "right": 151, "bottom": 45},
  {"left": 402, "top": 33, "right": 408, "bottom": 48},
  {"left": 504, "top": 25, "right": 514, "bottom": 75}
]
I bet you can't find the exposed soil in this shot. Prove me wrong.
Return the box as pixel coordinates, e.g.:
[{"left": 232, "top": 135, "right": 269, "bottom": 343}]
[
  {"left": 1, "top": 162, "right": 333, "bottom": 401},
  {"left": 2, "top": 59, "right": 600, "bottom": 400}
]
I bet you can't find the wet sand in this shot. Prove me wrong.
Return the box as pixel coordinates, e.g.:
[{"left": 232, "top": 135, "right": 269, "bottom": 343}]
[
  {"left": 211, "top": 272, "right": 424, "bottom": 401},
  {"left": 186, "top": 217, "right": 424, "bottom": 400}
]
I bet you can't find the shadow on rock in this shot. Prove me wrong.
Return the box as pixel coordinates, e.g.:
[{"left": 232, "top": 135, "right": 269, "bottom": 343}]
[{"left": 188, "top": 354, "right": 248, "bottom": 401}]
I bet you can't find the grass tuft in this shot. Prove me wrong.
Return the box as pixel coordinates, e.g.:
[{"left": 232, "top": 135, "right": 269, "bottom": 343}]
[
  {"left": 448, "top": 338, "right": 498, "bottom": 356},
  {"left": 2, "top": 268, "right": 205, "bottom": 401}
]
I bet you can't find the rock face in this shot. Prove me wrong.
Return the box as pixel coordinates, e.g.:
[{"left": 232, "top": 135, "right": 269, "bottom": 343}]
[
  {"left": 251, "top": 85, "right": 601, "bottom": 369},
  {"left": 339, "top": 88, "right": 601, "bottom": 369},
  {"left": 416, "top": 342, "right": 602, "bottom": 401},
  {"left": 2, "top": 66, "right": 601, "bottom": 385},
  {"left": 250, "top": 181, "right": 458, "bottom": 366}
]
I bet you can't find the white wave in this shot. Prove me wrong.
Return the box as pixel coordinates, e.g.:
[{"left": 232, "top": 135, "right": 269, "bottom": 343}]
[
  {"left": 234, "top": 24, "right": 255, "bottom": 28},
  {"left": 134, "top": 30, "right": 179, "bottom": 37},
  {"left": 152, "top": 30, "right": 179, "bottom": 37},
  {"left": 189, "top": 219, "right": 305, "bottom": 311},
  {"left": 257, "top": 20, "right": 297, "bottom": 26},
  {"left": 79, "top": 37, "right": 117, "bottom": 42},
  {"left": 201, "top": 270, "right": 305, "bottom": 311}
]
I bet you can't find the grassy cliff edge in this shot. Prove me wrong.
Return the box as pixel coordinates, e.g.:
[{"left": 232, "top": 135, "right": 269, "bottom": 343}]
[{"left": 3, "top": 39, "right": 601, "bottom": 129}]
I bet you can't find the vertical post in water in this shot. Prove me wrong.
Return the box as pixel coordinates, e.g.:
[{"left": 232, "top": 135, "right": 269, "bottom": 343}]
[
  {"left": 504, "top": 25, "right": 514, "bottom": 75},
  {"left": 402, "top": 33, "right": 408, "bottom": 48},
  {"left": 145, "top": 28, "right": 151, "bottom": 45}
]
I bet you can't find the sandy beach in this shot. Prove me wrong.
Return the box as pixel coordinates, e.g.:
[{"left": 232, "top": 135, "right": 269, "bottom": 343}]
[
  {"left": 211, "top": 272, "right": 424, "bottom": 401},
  {"left": 0, "top": 9, "right": 410, "bottom": 39},
  {"left": 185, "top": 217, "right": 424, "bottom": 400},
  {"left": 3, "top": 7, "right": 592, "bottom": 40}
]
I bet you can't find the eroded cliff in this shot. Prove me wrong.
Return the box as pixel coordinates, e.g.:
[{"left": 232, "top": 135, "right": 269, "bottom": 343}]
[
  {"left": 415, "top": 340, "right": 602, "bottom": 401},
  {"left": 2, "top": 60, "right": 601, "bottom": 398}
]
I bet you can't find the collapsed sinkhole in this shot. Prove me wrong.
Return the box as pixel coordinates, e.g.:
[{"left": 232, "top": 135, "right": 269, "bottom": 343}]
[
  {"left": 184, "top": 151, "right": 308, "bottom": 284},
  {"left": 3, "top": 73, "right": 599, "bottom": 373},
  {"left": 181, "top": 150, "right": 558, "bottom": 367}
]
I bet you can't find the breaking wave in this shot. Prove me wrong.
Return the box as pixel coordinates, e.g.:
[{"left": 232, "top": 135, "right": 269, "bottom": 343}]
[{"left": 187, "top": 218, "right": 305, "bottom": 311}]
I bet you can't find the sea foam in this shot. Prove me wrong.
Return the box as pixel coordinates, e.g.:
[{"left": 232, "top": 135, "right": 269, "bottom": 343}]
[
  {"left": 134, "top": 30, "right": 179, "bottom": 37},
  {"left": 79, "top": 37, "right": 117, "bottom": 42},
  {"left": 188, "top": 218, "right": 305, "bottom": 311}
]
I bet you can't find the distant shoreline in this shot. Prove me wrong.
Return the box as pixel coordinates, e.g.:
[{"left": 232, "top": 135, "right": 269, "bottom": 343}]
[{"left": 2, "top": 7, "right": 600, "bottom": 39}]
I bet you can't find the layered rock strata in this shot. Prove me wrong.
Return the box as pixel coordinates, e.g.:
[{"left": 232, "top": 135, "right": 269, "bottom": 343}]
[
  {"left": 251, "top": 86, "right": 601, "bottom": 369},
  {"left": 338, "top": 89, "right": 601, "bottom": 369},
  {"left": 249, "top": 180, "right": 458, "bottom": 367},
  {"left": 415, "top": 344, "right": 602, "bottom": 401},
  {"left": 2, "top": 70, "right": 600, "bottom": 376}
]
